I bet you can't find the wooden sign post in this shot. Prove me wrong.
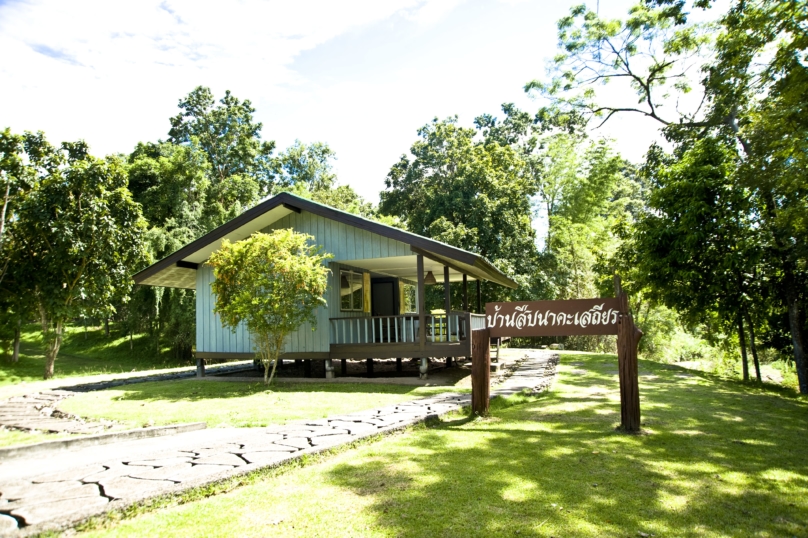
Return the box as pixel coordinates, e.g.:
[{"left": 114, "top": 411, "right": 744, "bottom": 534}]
[
  {"left": 614, "top": 275, "right": 642, "bottom": 432},
  {"left": 479, "top": 275, "right": 643, "bottom": 432},
  {"left": 471, "top": 328, "right": 491, "bottom": 416}
]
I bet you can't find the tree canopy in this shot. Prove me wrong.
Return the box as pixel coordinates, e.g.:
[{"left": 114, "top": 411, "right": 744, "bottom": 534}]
[
  {"left": 380, "top": 116, "right": 542, "bottom": 302},
  {"left": 6, "top": 137, "right": 148, "bottom": 378},
  {"left": 526, "top": 0, "right": 807, "bottom": 390}
]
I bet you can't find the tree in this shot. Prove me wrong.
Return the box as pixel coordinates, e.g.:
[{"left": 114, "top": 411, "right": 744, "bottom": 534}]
[
  {"left": 11, "top": 148, "right": 148, "bottom": 378},
  {"left": 169, "top": 87, "right": 276, "bottom": 188},
  {"left": 702, "top": 0, "right": 808, "bottom": 391},
  {"left": 126, "top": 141, "right": 211, "bottom": 359},
  {"left": 272, "top": 140, "right": 337, "bottom": 192},
  {"left": 380, "top": 117, "right": 543, "bottom": 303},
  {"left": 168, "top": 87, "right": 277, "bottom": 229},
  {"left": 0, "top": 130, "right": 61, "bottom": 286},
  {"left": 207, "top": 230, "right": 331, "bottom": 384},
  {"left": 532, "top": 0, "right": 808, "bottom": 388},
  {"left": 632, "top": 137, "right": 761, "bottom": 378},
  {"left": 525, "top": 2, "right": 713, "bottom": 129}
]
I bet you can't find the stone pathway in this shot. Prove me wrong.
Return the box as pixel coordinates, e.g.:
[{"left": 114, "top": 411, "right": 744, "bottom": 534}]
[
  {"left": 0, "top": 393, "right": 471, "bottom": 535},
  {"left": 495, "top": 351, "right": 559, "bottom": 396},
  {"left": 0, "top": 351, "right": 559, "bottom": 536},
  {"left": 0, "top": 391, "right": 106, "bottom": 435}
]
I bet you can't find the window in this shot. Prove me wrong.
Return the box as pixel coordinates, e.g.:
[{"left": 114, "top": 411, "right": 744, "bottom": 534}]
[
  {"left": 401, "top": 283, "right": 417, "bottom": 313},
  {"left": 340, "top": 270, "right": 364, "bottom": 311}
]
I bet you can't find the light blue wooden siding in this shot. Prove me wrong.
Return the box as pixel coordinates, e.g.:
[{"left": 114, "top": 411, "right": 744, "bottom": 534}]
[
  {"left": 196, "top": 265, "right": 254, "bottom": 354},
  {"left": 195, "top": 210, "right": 411, "bottom": 354}
]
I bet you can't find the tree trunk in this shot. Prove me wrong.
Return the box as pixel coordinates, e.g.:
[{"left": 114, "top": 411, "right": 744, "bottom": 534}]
[
  {"left": 737, "top": 314, "right": 749, "bottom": 382},
  {"left": 744, "top": 312, "right": 762, "bottom": 382},
  {"left": 43, "top": 320, "right": 64, "bottom": 380},
  {"left": 763, "top": 194, "right": 807, "bottom": 393},
  {"left": 129, "top": 330, "right": 133, "bottom": 350},
  {"left": 263, "top": 335, "right": 284, "bottom": 385},
  {"left": 12, "top": 318, "right": 20, "bottom": 363},
  {"left": 787, "top": 297, "right": 807, "bottom": 393},
  {"left": 105, "top": 316, "right": 110, "bottom": 338}
]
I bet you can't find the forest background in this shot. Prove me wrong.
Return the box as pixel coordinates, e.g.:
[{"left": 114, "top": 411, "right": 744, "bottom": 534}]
[{"left": 0, "top": 0, "right": 805, "bottom": 393}]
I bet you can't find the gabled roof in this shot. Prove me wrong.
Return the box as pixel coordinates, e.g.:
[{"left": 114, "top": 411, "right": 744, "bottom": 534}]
[{"left": 133, "top": 192, "right": 518, "bottom": 290}]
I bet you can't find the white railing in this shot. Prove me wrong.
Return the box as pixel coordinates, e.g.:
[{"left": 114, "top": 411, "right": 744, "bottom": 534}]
[{"left": 330, "top": 312, "right": 471, "bottom": 345}]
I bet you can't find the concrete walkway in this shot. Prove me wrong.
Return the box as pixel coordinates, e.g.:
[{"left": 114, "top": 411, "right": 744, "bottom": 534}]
[{"left": 0, "top": 351, "right": 558, "bottom": 536}]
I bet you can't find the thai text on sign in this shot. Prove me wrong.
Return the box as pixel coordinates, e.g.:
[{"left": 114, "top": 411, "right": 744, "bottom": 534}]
[{"left": 485, "top": 298, "right": 622, "bottom": 337}]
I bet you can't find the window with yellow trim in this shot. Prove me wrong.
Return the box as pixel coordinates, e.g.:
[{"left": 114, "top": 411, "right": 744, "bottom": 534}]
[{"left": 339, "top": 270, "right": 364, "bottom": 311}]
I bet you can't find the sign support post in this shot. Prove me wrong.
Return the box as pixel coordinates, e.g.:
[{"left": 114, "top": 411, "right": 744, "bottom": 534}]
[
  {"left": 615, "top": 275, "right": 642, "bottom": 432},
  {"left": 471, "top": 328, "right": 491, "bottom": 416}
]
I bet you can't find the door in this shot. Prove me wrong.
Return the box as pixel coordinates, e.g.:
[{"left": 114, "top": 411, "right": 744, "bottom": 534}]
[{"left": 371, "top": 278, "right": 398, "bottom": 342}]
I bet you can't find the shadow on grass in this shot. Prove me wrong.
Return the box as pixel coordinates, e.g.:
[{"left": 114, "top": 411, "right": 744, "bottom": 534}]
[
  {"left": 324, "top": 353, "right": 808, "bottom": 537},
  {"left": 95, "top": 378, "right": 451, "bottom": 404}
]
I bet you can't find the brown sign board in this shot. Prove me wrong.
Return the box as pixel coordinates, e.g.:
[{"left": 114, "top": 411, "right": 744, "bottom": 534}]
[{"left": 485, "top": 298, "right": 622, "bottom": 337}]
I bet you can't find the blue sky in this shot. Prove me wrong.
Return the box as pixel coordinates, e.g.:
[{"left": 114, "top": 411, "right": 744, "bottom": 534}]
[{"left": 0, "top": 0, "right": 669, "bottom": 202}]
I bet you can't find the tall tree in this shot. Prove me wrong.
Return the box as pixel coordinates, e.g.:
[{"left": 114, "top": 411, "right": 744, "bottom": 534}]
[
  {"left": 532, "top": 0, "right": 808, "bottom": 388},
  {"left": 632, "top": 137, "right": 761, "bottom": 378},
  {"left": 168, "top": 87, "right": 277, "bottom": 228},
  {"left": 702, "top": 0, "right": 808, "bottom": 391},
  {"left": 0, "top": 131, "right": 67, "bottom": 361},
  {"left": 380, "top": 117, "right": 543, "bottom": 302},
  {"left": 272, "top": 140, "right": 337, "bottom": 192},
  {"left": 169, "top": 87, "right": 276, "bottom": 187},
  {"left": 11, "top": 144, "right": 148, "bottom": 378}
]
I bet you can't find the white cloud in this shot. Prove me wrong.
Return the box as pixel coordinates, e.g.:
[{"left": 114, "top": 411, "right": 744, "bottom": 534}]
[
  {"left": 0, "top": 0, "right": 446, "bottom": 155},
  {"left": 0, "top": 0, "right": 675, "bottom": 204},
  {"left": 401, "top": 0, "right": 467, "bottom": 25}
]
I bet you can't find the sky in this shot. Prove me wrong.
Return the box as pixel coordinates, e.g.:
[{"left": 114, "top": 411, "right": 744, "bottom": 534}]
[{"left": 0, "top": 0, "right": 675, "bottom": 203}]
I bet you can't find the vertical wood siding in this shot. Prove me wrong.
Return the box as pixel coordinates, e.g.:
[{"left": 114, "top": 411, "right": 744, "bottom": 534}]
[{"left": 196, "top": 210, "right": 411, "bottom": 354}]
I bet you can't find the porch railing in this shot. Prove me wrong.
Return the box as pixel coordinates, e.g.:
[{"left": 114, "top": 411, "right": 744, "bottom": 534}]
[{"left": 330, "top": 312, "right": 474, "bottom": 345}]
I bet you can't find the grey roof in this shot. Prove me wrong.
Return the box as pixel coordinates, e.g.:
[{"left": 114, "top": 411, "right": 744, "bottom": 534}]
[{"left": 133, "top": 192, "right": 518, "bottom": 290}]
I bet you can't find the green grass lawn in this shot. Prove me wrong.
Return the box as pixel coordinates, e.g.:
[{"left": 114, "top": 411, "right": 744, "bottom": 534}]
[
  {"left": 77, "top": 352, "right": 808, "bottom": 538},
  {"left": 59, "top": 380, "right": 463, "bottom": 429},
  {"left": 0, "top": 323, "right": 193, "bottom": 389}
]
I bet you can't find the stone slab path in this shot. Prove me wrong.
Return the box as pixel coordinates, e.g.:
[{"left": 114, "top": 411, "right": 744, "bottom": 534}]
[
  {"left": 0, "top": 351, "right": 558, "bottom": 536},
  {"left": 496, "top": 351, "right": 559, "bottom": 396},
  {"left": 0, "top": 391, "right": 107, "bottom": 435}
]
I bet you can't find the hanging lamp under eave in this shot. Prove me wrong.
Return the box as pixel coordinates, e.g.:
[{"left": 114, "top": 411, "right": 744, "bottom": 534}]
[{"left": 424, "top": 271, "right": 437, "bottom": 285}]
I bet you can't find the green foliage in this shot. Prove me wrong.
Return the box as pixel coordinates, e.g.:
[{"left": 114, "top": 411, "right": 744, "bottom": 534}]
[
  {"left": 633, "top": 137, "right": 754, "bottom": 322},
  {"left": 526, "top": 2, "right": 712, "bottom": 128},
  {"left": 0, "top": 322, "right": 192, "bottom": 391},
  {"left": 127, "top": 142, "right": 209, "bottom": 228},
  {"left": 168, "top": 86, "right": 276, "bottom": 196},
  {"left": 159, "top": 288, "right": 195, "bottom": 361},
  {"left": 310, "top": 185, "right": 377, "bottom": 219},
  {"left": 208, "top": 230, "right": 331, "bottom": 384},
  {"left": 271, "top": 140, "right": 337, "bottom": 192},
  {"left": 530, "top": 0, "right": 807, "bottom": 388},
  {"left": 380, "top": 116, "right": 543, "bottom": 303},
  {"left": 703, "top": 0, "right": 808, "bottom": 390},
  {"left": 8, "top": 141, "right": 148, "bottom": 378}
]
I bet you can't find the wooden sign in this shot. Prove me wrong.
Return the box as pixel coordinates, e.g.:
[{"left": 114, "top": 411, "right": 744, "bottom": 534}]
[
  {"left": 485, "top": 298, "right": 622, "bottom": 337},
  {"left": 473, "top": 276, "right": 642, "bottom": 432}
]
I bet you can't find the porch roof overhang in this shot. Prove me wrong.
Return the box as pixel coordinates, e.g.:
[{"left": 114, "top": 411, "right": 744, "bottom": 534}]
[
  {"left": 337, "top": 247, "right": 516, "bottom": 289},
  {"left": 133, "top": 192, "right": 518, "bottom": 290}
]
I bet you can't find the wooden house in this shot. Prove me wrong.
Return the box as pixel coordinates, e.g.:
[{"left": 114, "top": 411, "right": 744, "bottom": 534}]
[{"left": 134, "top": 192, "right": 516, "bottom": 378}]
